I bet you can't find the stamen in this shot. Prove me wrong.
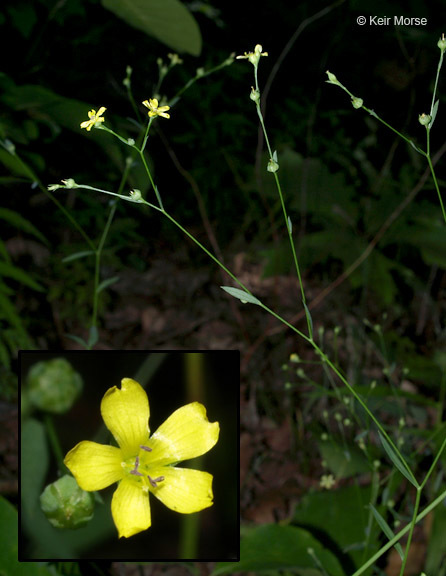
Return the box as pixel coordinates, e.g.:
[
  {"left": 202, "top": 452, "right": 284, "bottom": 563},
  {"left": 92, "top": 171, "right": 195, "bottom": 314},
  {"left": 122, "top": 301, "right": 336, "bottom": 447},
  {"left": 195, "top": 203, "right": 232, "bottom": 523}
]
[
  {"left": 147, "top": 475, "right": 165, "bottom": 488},
  {"left": 130, "top": 456, "right": 142, "bottom": 476},
  {"left": 140, "top": 445, "right": 152, "bottom": 452}
]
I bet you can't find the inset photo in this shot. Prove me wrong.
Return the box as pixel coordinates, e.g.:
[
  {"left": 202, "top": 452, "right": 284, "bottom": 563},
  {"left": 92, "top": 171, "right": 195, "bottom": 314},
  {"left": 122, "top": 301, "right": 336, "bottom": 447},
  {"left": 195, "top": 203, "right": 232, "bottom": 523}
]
[{"left": 19, "top": 350, "right": 239, "bottom": 561}]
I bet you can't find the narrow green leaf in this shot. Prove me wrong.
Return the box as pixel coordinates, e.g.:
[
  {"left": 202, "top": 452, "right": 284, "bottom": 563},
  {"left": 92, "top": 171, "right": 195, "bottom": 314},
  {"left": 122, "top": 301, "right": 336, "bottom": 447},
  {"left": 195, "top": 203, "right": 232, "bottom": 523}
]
[
  {"left": 0, "top": 207, "right": 49, "bottom": 245},
  {"left": 378, "top": 431, "right": 419, "bottom": 487},
  {"left": 62, "top": 250, "right": 95, "bottom": 263},
  {"left": 96, "top": 275, "right": 120, "bottom": 294},
  {"left": 370, "top": 504, "right": 404, "bottom": 560},
  {"left": 0, "top": 260, "right": 44, "bottom": 291},
  {"left": 303, "top": 301, "right": 313, "bottom": 338},
  {"left": 429, "top": 99, "right": 439, "bottom": 129},
  {"left": 65, "top": 334, "right": 89, "bottom": 348},
  {"left": 220, "top": 286, "right": 262, "bottom": 306}
]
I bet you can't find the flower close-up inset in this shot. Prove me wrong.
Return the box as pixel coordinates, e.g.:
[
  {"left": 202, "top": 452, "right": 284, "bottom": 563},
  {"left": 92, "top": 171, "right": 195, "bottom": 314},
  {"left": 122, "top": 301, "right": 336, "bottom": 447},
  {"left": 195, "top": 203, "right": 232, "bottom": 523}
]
[{"left": 64, "top": 378, "right": 219, "bottom": 538}]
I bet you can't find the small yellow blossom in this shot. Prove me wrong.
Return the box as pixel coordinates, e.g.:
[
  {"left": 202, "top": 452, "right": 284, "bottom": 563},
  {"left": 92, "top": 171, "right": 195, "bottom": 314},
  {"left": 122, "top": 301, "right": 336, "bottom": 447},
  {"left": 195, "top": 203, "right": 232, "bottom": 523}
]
[
  {"left": 80, "top": 107, "right": 107, "bottom": 131},
  {"left": 236, "top": 44, "right": 268, "bottom": 66},
  {"left": 167, "top": 53, "right": 183, "bottom": 66},
  {"left": 64, "top": 378, "right": 219, "bottom": 538},
  {"left": 142, "top": 98, "right": 170, "bottom": 119},
  {"left": 320, "top": 474, "right": 336, "bottom": 489}
]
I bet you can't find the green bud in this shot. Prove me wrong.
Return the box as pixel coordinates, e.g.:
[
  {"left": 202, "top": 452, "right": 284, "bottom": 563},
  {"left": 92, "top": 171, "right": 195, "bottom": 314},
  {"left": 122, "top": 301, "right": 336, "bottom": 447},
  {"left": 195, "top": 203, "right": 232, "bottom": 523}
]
[
  {"left": 438, "top": 34, "right": 446, "bottom": 52},
  {"left": 61, "top": 178, "right": 77, "bottom": 188},
  {"left": 325, "top": 70, "right": 339, "bottom": 85},
  {"left": 250, "top": 87, "right": 260, "bottom": 103},
  {"left": 40, "top": 475, "right": 94, "bottom": 530},
  {"left": 27, "top": 358, "right": 82, "bottom": 413},
  {"left": 418, "top": 113, "right": 431, "bottom": 126},
  {"left": 267, "top": 158, "right": 279, "bottom": 173},
  {"left": 352, "top": 97, "right": 363, "bottom": 109},
  {"left": 129, "top": 189, "right": 143, "bottom": 202}
]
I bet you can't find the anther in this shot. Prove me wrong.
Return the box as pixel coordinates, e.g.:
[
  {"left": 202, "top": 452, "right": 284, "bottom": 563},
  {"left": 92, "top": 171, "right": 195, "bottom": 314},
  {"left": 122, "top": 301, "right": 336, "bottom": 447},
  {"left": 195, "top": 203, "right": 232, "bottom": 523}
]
[
  {"left": 140, "top": 445, "right": 152, "bottom": 452},
  {"left": 130, "top": 456, "right": 143, "bottom": 476},
  {"left": 147, "top": 475, "right": 165, "bottom": 488}
]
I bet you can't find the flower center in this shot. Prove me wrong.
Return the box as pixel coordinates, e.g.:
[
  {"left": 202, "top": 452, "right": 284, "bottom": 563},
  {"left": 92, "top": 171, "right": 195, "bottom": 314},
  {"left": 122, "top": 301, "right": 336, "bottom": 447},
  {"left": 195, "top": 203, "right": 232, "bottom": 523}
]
[{"left": 124, "top": 444, "right": 164, "bottom": 490}]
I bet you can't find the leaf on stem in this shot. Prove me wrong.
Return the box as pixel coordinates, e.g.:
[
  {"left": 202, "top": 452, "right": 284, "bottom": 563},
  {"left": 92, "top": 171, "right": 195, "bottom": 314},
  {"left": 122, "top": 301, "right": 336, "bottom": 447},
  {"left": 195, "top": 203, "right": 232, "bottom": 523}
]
[
  {"left": 62, "top": 250, "right": 95, "bottom": 263},
  {"left": 220, "top": 286, "right": 262, "bottom": 306},
  {"left": 369, "top": 504, "right": 404, "bottom": 561},
  {"left": 378, "top": 431, "right": 419, "bottom": 488},
  {"left": 429, "top": 99, "right": 439, "bottom": 129},
  {"left": 96, "top": 276, "right": 120, "bottom": 294}
]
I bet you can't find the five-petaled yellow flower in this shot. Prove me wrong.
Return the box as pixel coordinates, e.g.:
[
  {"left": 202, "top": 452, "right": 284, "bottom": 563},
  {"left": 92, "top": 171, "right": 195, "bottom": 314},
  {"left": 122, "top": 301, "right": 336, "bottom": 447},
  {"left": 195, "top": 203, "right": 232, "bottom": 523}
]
[
  {"left": 142, "top": 98, "right": 171, "bottom": 119},
  {"left": 236, "top": 44, "right": 268, "bottom": 66},
  {"left": 80, "top": 107, "right": 107, "bottom": 131},
  {"left": 64, "top": 378, "right": 219, "bottom": 538}
]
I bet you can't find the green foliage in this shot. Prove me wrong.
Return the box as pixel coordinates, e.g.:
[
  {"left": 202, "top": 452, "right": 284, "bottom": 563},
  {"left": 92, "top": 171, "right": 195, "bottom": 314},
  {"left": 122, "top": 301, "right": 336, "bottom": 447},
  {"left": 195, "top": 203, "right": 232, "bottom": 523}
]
[
  {"left": 0, "top": 207, "right": 47, "bottom": 367},
  {"left": 212, "top": 524, "right": 346, "bottom": 575},
  {"left": 102, "top": 0, "right": 202, "bottom": 56},
  {"left": 292, "top": 485, "right": 377, "bottom": 575},
  {"left": 0, "top": 496, "right": 54, "bottom": 576}
]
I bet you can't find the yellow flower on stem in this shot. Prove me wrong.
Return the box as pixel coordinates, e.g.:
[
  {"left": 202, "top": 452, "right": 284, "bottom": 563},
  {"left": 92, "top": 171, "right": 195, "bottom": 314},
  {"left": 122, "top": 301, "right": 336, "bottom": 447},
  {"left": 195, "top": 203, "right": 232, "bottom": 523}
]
[
  {"left": 236, "top": 44, "right": 268, "bottom": 66},
  {"left": 80, "top": 107, "right": 107, "bottom": 131},
  {"left": 64, "top": 378, "right": 219, "bottom": 538},
  {"left": 142, "top": 98, "right": 171, "bottom": 119}
]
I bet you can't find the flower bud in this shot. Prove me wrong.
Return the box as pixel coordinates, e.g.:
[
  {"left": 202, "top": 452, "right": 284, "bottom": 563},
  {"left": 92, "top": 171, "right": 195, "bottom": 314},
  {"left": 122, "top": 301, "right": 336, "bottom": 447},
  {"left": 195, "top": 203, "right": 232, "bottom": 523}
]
[
  {"left": 250, "top": 87, "right": 260, "bottom": 103},
  {"left": 267, "top": 158, "right": 279, "bottom": 173},
  {"left": 27, "top": 358, "right": 83, "bottom": 414},
  {"left": 40, "top": 475, "right": 94, "bottom": 529},
  {"left": 61, "top": 178, "right": 77, "bottom": 188},
  {"left": 352, "top": 97, "right": 363, "bottom": 109},
  {"left": 325, "top": 71, "right": 339, "bottom": 85},
  {"left": 418, "top": 113, "right": 431, "bottom": 126},
  {"left": 129, "top": 189, "right": 143, "bottom": 202},
  {"left": 438, "top": 34, "right": 446, "bottom": 52}
]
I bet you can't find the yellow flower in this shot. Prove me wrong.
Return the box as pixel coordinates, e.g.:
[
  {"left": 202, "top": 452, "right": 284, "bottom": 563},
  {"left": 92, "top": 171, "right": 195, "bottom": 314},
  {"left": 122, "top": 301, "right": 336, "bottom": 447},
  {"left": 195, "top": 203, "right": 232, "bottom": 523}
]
[
  {"left": 320, "top": 474, "right": 336, "bottom": 490},
  {"left": 142, "top": 98, "right": 171, "bottom": 119},
  {"left": 236, "top": 44, "right": 268, "bottom": 66},
  {"left": 64, "top": 378, "right": 219, "bottom": 538},
  {"left": 80, "top": 107, "right": 107, "bottom": 131}
]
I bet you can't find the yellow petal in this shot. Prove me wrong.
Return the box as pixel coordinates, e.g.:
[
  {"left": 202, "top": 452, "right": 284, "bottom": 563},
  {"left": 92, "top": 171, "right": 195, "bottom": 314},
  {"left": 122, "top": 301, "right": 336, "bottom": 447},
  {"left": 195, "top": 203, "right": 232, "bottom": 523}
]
[
  {"left": 112, "top": 477, "right": 151, "bottom": 538},
  {"left": 64, "top": 441, "right": 123, "bottom": 491},
  {"left": 148, "top": 402, "right": 219, "bottom": 465},
  {"left": 101, "top": 378, "right": 150, "bottom": 459},
  {"left": 150, "top": 467, "right": 214, "bottom": 513}
]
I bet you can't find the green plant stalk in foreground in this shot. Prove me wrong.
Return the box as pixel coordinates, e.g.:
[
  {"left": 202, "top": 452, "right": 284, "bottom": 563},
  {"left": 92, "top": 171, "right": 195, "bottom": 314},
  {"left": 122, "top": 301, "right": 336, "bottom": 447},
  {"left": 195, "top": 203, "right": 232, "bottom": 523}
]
[{"left": 49, "top": 41, "right": 446, "bottom": 574}]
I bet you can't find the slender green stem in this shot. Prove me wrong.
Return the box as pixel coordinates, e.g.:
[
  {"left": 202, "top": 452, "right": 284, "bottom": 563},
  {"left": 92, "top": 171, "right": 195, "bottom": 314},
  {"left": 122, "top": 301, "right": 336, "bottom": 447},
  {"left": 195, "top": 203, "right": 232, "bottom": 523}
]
[
  {"left": 44, "top": 414, "right": 68, "bottom": 473},
  {"left": 350, "top": 488, "right": 446, "bottom": 576},
  {"left": 430, "top": 46, "right": 444, "bottom": 117},
  {"left": 253, "top": 71, "right": 312, "bottom": 338},
  {"left": 170, "top": 54, "right": 235, "bottom": 104},
  {"left": 398, "top": 487, "right": 421, "bottom": 576},
  {"left": 1, "top": 141, "right": 95, "bottom": 250},
  {"left": 91, "top": 201, "right": 117, "bottom": 335},
  {"left": 179, "top": 353, "right": 205, "bottom": 558},
  {"left": 426, "top": 153, "right": 446, "bottom": 222}
]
